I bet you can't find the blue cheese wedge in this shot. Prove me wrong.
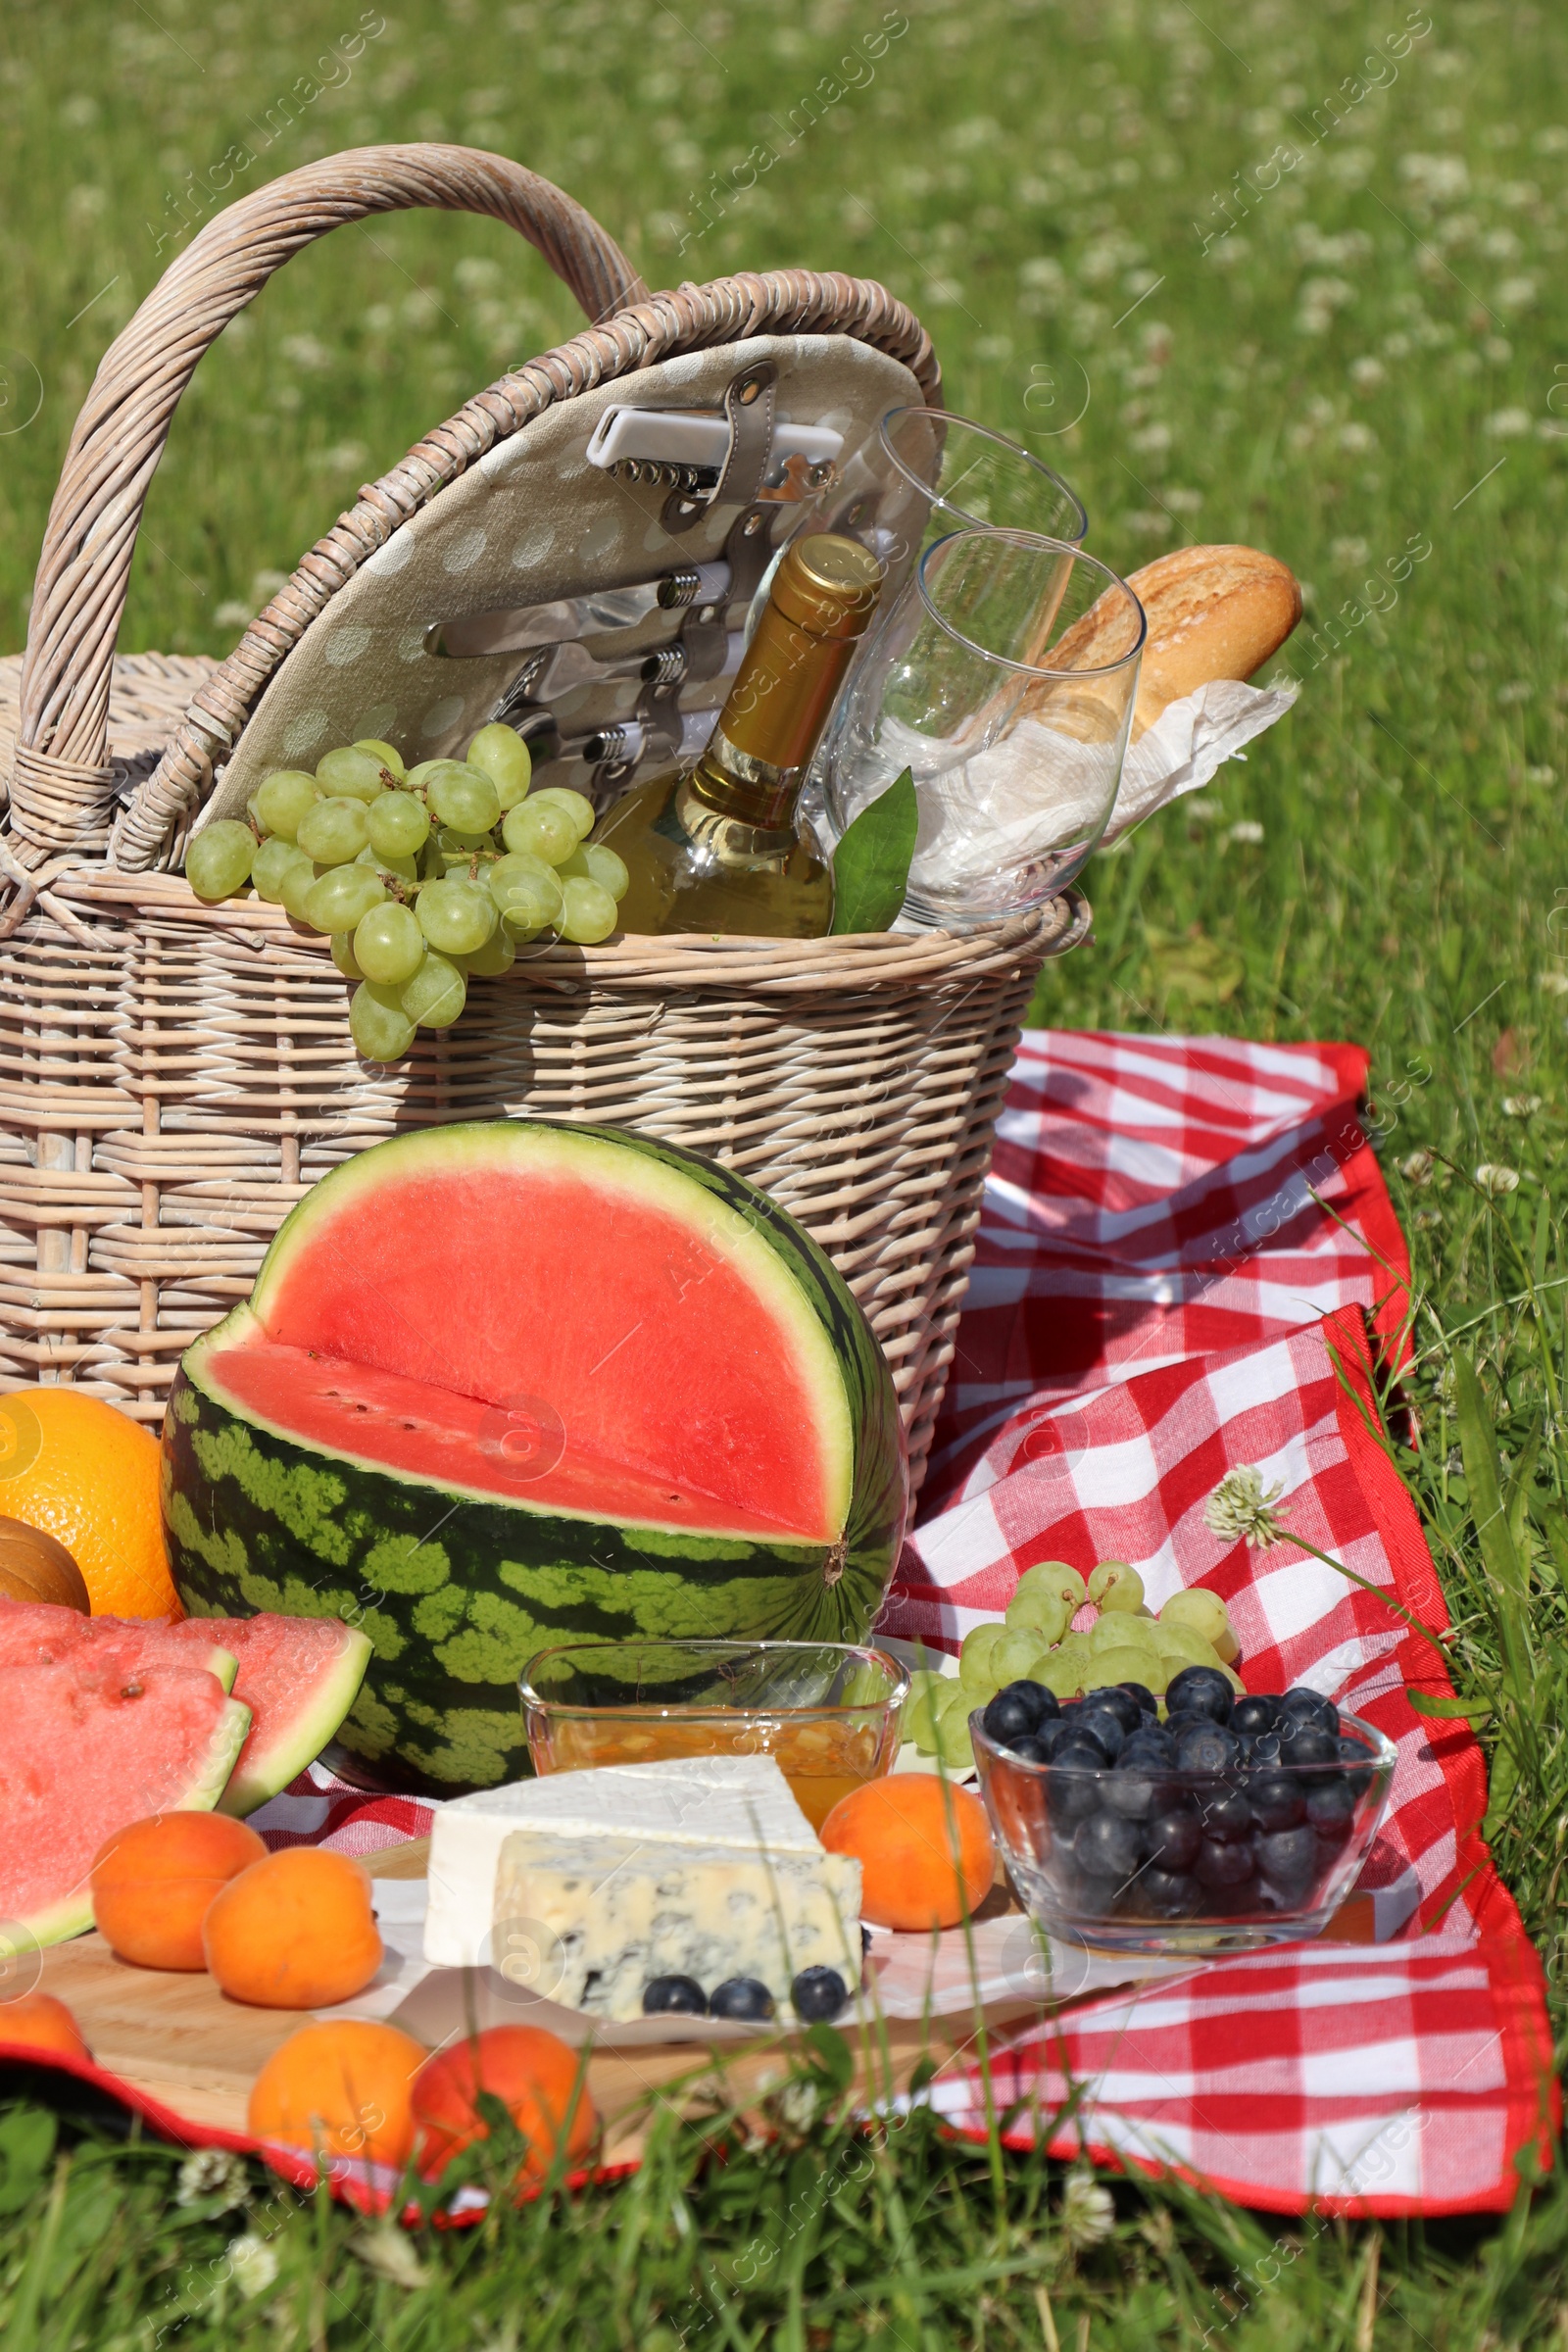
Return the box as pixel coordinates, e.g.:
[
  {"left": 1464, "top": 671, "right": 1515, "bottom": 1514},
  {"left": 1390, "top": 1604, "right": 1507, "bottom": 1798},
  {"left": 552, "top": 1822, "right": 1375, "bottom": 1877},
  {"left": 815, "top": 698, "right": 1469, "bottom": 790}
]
[
  {"left": 492, "top": 1824, "right": 861, "bottom": 2020},
  {"left": 422, "top": 1754, "right": 853, "bottom": 1981}
]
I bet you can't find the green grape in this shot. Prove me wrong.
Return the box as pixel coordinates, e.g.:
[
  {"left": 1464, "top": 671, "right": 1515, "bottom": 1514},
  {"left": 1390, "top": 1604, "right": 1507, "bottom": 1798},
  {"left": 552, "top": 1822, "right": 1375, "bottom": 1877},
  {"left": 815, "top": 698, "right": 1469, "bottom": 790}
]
[
  {"left": 316, "top": 746, "right": 386, "bottom": 803},
  {"left": 418, "top": 838, "right": 447, "bottom": 880},
  {"left": 1088, "top": 1561, "right": 1145, "bottom": 1614},
  {"left": 1012, "top": 1560, "right": 1087, "bottom": 1614},
  {"left": 502, "top": 799, "right": 578, "bottom": 865},
  {"left": 304, "top": 865, "right": 387, "bottom": 934},
  {"left": 532, "top": 786, "right": 595, "bottom": 842},
  {"left": 461, "top": 926, "right": 516, "bottom": 977},
  {"left": 351, "top": 981, "right": 416, "bottom": 1062},
  {"left": 425, "top": 761, "right": 502, "bottom": 835},
  {"left": 405, "top": 760, "right": 448, "bottom": 793},
  {"left": 558, "top": 877, "right": 618, "bottom": 944},
  {"left": 957, "top": 1622, "right": 1007, "bottom": 1695},
  {"left": 436, "top": 828, "right": 496, "bottom": 858},
  {"left": 296, "top": 796, "right": 371, "bottom": 864},
  {"left": 416, "top": 876, "right": 497, "bottom": 955},
  {"left": 488, "top": 852, "right": 563, "bottom": 933},
  {"left": 353, "top": 901, "right": 426, "bottom": 986},
  {"left": 928, "top": 1688, "right": 976, "bottom": 1773},
  {"left": 279, "top": 858, "right": 322, "bottom": 922},
  {"left": 466, "top": 722, "right": 533, "bottom": 809},
  {"left": 184, "top": 820, "right": 257, "bottom": 902},
  {"left": 331, "top": 931, "right": 366, "bottom": 982},
  {"left": 366, "top": 790, "right": 430, "bottom": 860},
  {"left": 988, "top": 1628, "right": 1046, "bottom": 1688},
  {"left": 252, "top": 835, "right": 310, "bottom": 904},
  {"left": 1005, "top": 1586, "right": 1071, "bottom": 1642},
  {"left": 356, "top": 845, "right": 419, "bottom": 886},
  {"left": 1159, "top": 1587, "right": 1239, "bottom": 1662},
  {"left": 1036, "top": 1651, "right": 1087, "bottom": 1701},
  {"left": 1087, "top": 1611, "right": 1158, "bottom": 1657},
  {"left": 558, "top": 843, "right": 631, "bottom": 901},
  {"left": 354, "top": 738, "right": 407, "bottom": 780},
  {"left": 583, "top": 843, "right": 629, "bottom": 901},
  {"left": 400, "top": 950, "right": 466, "bottom": 1029},
  {"left": 905, "top": 1680, "right": 946, "bottom": 1755},
  {"left": 254, "top": 769, "right": 320, "bottom": 839}
]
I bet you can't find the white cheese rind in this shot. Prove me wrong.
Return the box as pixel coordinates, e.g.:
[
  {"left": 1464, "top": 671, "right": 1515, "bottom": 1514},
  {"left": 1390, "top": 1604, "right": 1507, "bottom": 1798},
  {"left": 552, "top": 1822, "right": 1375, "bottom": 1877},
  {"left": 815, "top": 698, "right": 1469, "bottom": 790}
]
[
  {"left": 423, "top": 1754, "right": 833, "bottom": 1970},
  {"left": 492, "top": 1828, "right": 862, "bottom": 2020}
]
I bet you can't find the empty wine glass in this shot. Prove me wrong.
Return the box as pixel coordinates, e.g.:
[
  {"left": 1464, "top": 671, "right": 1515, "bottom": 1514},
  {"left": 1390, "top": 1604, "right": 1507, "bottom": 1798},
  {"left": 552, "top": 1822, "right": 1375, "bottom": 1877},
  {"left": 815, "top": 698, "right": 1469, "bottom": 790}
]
[
  {"left": 868, "top": 405, "right": 1089, "bottom": 564},
  {"left": 821, "top": 527, "right": 1145, "bottom": 931}
]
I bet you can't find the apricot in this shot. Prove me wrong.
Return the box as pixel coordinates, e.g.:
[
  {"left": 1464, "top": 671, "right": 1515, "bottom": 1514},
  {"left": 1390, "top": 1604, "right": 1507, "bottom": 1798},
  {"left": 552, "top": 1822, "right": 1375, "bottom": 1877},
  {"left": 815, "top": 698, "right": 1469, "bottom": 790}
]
[
  {"left": 821, "top": 1773, "right": 996, "bottom": 1931},
  {"left": 0, "top": 1991, "right": 92, "bottom": 2064},
  {"left": 413, "top": 2025, "right": 597, "bottom": 2184},
  {"left": 204, "top": 1847, "right": 383, "bottom": 2008},
  {"left": 91, "top": 1812, "right": 269, "bottom": 1971},
  {"left": 248, "top": 2020, "right": 425, "bottom": 2168}
]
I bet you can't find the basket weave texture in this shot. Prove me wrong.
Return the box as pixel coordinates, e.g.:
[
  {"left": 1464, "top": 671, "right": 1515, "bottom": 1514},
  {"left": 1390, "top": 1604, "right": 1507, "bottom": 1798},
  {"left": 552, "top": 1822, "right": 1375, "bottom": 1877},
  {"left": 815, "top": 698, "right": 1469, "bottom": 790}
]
[{"left": 0, "top": 149, "right": 1073, "bottom": 1499}]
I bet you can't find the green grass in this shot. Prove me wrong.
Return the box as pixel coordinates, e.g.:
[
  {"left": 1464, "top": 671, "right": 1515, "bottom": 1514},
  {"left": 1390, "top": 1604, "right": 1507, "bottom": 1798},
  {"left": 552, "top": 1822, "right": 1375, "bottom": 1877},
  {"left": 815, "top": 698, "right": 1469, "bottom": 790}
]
[{"left": 3, "top": 0, "right": 1568, "bottom": 2339}]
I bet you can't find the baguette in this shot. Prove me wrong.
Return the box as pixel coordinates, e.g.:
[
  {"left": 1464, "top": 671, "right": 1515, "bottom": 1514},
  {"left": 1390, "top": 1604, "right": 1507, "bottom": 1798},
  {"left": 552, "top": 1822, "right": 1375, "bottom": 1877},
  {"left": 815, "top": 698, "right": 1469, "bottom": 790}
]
[{"left": 1034, "top": 544, "right": 1302, "bottom": 740}]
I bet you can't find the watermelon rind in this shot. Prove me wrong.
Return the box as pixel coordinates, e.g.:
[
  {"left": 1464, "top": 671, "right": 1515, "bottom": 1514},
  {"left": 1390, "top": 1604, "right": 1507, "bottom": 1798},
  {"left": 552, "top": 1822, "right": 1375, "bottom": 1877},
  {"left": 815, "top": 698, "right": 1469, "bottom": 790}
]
[
  {"left": 16, "top": 1691, "right": 252, "bottom": 1947},
  {"left": 164, "top": 1120, "right": 907, "bottom": 1796},
  {"left": 214, "top": 1622, "right": 374, "bottom": 1817}
]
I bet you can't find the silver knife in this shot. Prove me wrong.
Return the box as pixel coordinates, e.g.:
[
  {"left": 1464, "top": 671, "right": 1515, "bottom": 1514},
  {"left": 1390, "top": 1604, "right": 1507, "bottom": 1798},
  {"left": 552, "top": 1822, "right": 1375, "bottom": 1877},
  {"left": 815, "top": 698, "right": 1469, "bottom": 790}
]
[{"left": 426, "top": 561, "right": 732, "bottom": 660}]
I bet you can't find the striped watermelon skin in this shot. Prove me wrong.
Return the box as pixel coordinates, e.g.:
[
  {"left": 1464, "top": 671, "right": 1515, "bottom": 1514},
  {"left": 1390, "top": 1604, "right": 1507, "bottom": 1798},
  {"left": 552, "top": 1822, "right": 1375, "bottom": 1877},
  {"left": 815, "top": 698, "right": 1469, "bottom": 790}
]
[{"left": 163, "top": 1122, "right": 906, "bottom": 1796}]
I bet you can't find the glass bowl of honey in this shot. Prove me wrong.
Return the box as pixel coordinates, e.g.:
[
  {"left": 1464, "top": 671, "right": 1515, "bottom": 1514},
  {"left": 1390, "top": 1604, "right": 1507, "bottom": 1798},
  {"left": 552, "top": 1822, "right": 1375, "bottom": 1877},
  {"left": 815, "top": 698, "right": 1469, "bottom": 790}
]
[{"left": 518, "top": 1641, "right": 909, "bottom": 1832}]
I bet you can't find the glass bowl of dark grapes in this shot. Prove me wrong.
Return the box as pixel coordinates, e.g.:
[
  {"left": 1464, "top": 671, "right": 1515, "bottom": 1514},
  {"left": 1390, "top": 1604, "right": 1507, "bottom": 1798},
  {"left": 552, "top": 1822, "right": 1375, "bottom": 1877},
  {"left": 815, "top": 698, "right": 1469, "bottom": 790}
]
[{"left": 970, "top": 1666, "right": 1396, "bottom": 1955}]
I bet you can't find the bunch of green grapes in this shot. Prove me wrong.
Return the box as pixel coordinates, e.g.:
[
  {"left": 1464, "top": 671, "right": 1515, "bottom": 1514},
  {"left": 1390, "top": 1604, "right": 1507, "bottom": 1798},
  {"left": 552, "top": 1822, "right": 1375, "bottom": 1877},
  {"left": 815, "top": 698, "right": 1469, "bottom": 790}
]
[
  {"left": 181, "top": 724, "right": 632, "bottom": 1063},
  {"left": 903, "top": 1565, "right": 1242, "bottom": 1771}
]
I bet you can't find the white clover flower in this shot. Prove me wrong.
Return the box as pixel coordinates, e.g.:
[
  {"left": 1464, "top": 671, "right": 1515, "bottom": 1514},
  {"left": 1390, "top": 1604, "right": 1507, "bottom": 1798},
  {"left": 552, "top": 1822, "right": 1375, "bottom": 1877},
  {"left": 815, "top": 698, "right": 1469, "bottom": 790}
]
[
  {"left": 1540, "top": 972, "right": 1568, "bottom": 996},
  {"left": 1349, "top": 357, "right": 1387, "bottom": 393},
  {"left": 1339, "top": 421, "right": 1377, "bottom": 454},
  {"left": 1475, "top": 1163, "right": 1521, "bottom": 1196},
  {"left": 1497, "top": 275, "right": 1539, "bottom": 311},
  {"left": 1228, "top": 820, "right": 1265, "bottom": 845},
  {"left": 226, "top": 2233, "right": 279, "bottom": 2298},
  {"left": 1502, "top": 1095, "right": 1543, "bottom": 1117},
  {"left": 1399, "top": 1149, "right": 1435, "bottom": 1184},
  {"left": 1527, "top": 765, "right": 1556, "bottom": 783},
  {"left": 215, "top": 602, "right": 255, "bottom": 629},
  {"left": 1061, "top": 2168, "right": 1116, "bottom": 2247},
  {"left": 176, "top": 2148, "right": 250, "bottom": 2208},
  {"left": 1331, "top": 535, "right": 1370, "bottom": 564},
  {"left": 1204, "top": 1466, "right": 1291, "bottom": 1549},
  {"left": 352, "top": 2227, "right": 430, "bottom": 2289},
  {"left": 1486, "top": 408, "right": 1534, "bottom": 437}
]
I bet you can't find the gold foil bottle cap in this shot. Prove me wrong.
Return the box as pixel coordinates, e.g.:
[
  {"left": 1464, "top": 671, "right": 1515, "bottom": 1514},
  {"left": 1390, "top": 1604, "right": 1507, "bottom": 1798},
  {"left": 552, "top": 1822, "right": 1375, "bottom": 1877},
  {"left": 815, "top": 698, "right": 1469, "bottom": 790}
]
[{"left": 771, "top": 533, "right": 885, "bottom": 640}]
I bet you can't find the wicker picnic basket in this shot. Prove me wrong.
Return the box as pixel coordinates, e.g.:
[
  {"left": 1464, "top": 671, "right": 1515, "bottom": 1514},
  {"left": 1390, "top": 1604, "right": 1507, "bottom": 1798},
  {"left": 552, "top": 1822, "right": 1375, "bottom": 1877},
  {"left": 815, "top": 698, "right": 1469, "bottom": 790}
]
[{"left": 0, "top": 146, "right": 1082, "bottom": 1498}]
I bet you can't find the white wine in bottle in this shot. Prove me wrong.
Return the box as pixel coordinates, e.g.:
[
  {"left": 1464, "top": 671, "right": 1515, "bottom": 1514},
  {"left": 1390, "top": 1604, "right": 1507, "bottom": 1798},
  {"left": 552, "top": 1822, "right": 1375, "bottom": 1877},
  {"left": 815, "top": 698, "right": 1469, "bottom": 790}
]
[{"left": 592, "top": 533, "right": 884, "bottom": 937}]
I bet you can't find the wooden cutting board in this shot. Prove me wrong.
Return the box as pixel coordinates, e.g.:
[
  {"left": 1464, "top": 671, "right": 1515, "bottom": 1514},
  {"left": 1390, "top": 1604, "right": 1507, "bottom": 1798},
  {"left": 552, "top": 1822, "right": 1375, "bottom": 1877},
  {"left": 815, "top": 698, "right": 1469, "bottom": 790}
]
[{"left": 32, "top": 1840, "right": 1045, "bottom": 2167}]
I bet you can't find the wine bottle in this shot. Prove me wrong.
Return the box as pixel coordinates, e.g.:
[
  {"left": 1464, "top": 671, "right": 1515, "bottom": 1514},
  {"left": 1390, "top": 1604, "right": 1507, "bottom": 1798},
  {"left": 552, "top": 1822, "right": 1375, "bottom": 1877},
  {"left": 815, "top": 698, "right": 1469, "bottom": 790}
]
[{"left": 591, "top": 534, "right": 884, "bottom": 938}]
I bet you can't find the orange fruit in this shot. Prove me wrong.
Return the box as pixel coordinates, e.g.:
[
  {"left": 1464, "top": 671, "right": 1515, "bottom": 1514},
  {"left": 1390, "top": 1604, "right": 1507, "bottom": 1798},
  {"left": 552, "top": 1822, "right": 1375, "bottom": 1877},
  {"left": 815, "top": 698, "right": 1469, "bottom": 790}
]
[
  {"left": 204, "top": 1847, "right": 383, "bottom": 2008},
  {"left": 821, "top": 1774, "right": 996, "bottom": 1931},
  {"left": 91, "top": 1812, "right": 269, "bottom": 1970},
  {"left": 413, "top": 2026, "right": 596, "bottom": 2184},
  {"left": 0, "top": 1389, "right": 177, "bottom": 1617},
  {"left": 249, "top": 2020, "right": 425, "bottom": 2167},
  {"left": 0, "top": 1991, "right": 92, "bottom": 2063}
]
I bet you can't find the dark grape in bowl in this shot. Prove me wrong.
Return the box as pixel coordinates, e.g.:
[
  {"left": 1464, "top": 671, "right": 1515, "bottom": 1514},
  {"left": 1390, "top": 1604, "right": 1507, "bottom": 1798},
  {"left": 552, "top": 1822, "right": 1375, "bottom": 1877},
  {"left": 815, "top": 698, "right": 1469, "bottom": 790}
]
[{"left": 971, "top": 1680, "right": 1396, "bottom": 1955}]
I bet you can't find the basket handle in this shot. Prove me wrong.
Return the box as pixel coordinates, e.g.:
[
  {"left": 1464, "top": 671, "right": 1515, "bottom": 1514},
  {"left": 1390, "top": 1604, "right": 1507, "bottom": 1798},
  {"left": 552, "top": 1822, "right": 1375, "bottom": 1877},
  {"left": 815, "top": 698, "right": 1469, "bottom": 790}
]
[{"left": 10, "top": 144, "right": 649, "bottom": 858}]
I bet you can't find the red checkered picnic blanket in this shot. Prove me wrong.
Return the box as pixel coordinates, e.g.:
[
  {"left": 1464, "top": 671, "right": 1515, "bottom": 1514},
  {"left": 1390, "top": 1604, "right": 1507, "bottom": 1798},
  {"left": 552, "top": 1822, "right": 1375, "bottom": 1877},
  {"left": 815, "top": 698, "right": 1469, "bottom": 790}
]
[{"left": 193, "top": 1034, "right": 1561, "bottom": 2214}]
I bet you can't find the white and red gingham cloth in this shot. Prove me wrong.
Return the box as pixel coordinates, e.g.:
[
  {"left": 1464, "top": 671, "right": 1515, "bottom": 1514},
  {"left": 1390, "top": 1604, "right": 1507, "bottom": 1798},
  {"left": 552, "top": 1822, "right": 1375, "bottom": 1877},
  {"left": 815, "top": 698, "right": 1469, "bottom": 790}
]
[{"left": 57, "top": 1033, "right": 1552, "bottom": 2217}]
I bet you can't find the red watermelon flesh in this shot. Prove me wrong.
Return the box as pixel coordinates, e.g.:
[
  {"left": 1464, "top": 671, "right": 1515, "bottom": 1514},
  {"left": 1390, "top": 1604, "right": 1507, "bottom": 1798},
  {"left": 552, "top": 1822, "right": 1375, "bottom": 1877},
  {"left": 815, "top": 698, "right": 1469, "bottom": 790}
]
[
  {"left": 195, "top": 1613, "right": 373, "bottom": 1816},
  {"left": 0, "top": 1662, "right": 251, "bottom": 1944},
  {"left": 0, "top": 1600, "right": 237, "bottom": 1691},
  {"left": 219, "top": 1125, "right": 854, "bottom": 1543}
]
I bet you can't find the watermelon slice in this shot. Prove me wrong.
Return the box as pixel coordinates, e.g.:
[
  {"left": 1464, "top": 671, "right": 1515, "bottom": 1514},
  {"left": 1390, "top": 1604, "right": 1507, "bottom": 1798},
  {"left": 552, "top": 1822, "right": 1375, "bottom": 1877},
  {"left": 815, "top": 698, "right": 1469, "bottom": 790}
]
[
  {"left": 197, "top": 1614, "right": 372, "bottom": 1816},
  {"left": 0, "top": 1662, "right": 251, "bottom": 1944},
  {"left": 0, "top": 1601, "right": 238, "bottom": 1691},
  {"left": 0, "top": 1601, "right": 368, "bottom": 1817},
  {"left": 164, "top": 1120, "right": 907, "bottom": 1795}
]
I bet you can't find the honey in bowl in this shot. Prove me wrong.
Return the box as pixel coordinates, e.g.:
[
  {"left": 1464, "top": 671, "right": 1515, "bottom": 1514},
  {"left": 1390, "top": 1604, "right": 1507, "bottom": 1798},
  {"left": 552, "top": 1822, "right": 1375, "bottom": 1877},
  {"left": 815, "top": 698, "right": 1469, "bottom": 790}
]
[{"left": 519, "top": 1641, "right": 908, "bottom": 1833}]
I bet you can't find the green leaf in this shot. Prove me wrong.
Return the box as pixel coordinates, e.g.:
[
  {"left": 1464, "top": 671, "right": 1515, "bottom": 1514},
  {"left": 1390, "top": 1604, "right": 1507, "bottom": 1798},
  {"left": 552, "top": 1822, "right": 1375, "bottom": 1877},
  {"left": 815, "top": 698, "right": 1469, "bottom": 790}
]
[
  {"left": 0, "top": 2108, "right": 56, "bottom": 2216},
  {"left": 1408, "top": 1689, "right": 1494, "bottom": 1723},
  {"left": 830, "top": 767, "right": 916, "bottom": 936}
]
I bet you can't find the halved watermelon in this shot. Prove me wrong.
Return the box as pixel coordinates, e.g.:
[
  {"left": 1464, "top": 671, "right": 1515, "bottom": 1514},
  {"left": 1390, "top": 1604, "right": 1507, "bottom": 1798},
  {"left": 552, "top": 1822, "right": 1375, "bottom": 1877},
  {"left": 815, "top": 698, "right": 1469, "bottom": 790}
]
[
  {"left": 164, "top": 1121, "right": 906, "bottom": 1794},
  {"left": 0, "top": 1601, "right": 237, "bottom": 1691},
  {"left": 0, "top": 1662, "right": 250, "bottom": 1944}
]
